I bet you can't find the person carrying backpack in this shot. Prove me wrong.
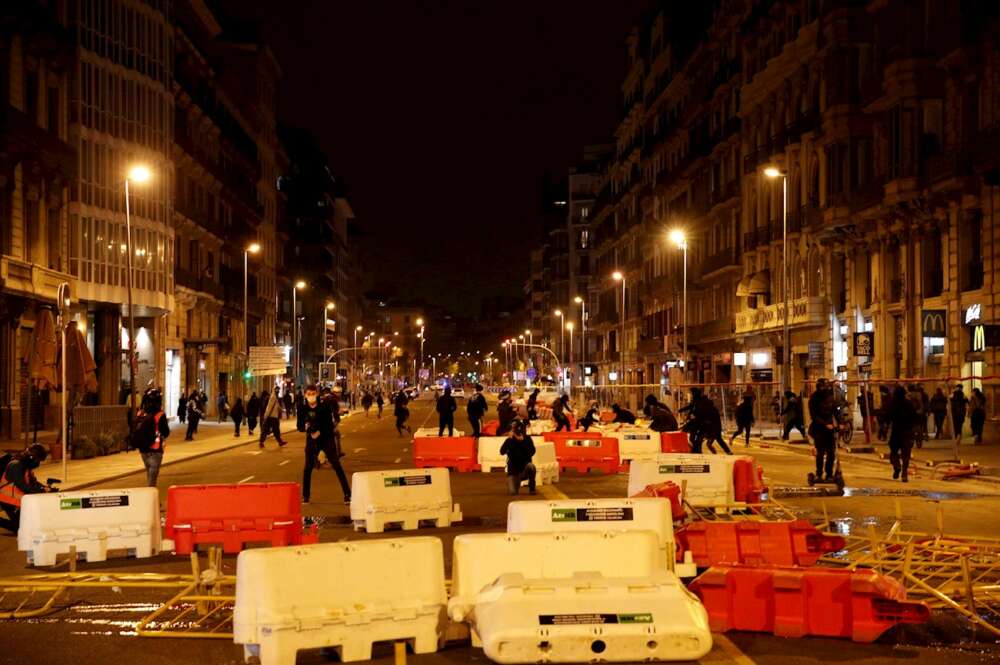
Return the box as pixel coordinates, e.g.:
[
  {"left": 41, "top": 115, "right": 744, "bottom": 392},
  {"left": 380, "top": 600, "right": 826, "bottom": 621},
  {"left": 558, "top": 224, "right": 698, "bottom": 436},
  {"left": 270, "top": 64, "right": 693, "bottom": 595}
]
[
  {"left": 132, "top": 387, "right": 170, "bottom": 487},
  {"left": 246, "top": 392, "right": 260, "bottom": 436},
  {"left": 0, "top": 444, "right": 52, "bottom": 532},
  {"left": 231, "top": 397, "right": 245, "bottom": 437}
]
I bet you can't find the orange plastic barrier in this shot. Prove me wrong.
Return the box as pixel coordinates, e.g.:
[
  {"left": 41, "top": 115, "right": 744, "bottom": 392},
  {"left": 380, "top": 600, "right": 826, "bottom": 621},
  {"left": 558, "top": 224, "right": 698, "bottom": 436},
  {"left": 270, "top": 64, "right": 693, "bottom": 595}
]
[
  {"left": 164, "top": 482, "right": 317, "bottom": 555},
  {"left": 689, "top": 565, "right": 929, "bottom": 642},
  {"left": 413, "top": 436, "right": 480, "bottom": 472},
  {"left": 660, "top": 430, "right": 690, "bottom": 453},
  {"left": 542, "top": 431, "right": 619, "bottom": 474},
  {"left": 628, "top": 481, "right": 686, "bottom": 521},
  {"left": 676, "top": 520, "right": 846, "bottom": 568},
  {"left": 732, "top": 458, "right": 767, "bottom": 503},
  {"left": 480, "top": 420, "right": 499, "bottom": 436},
  {"left": 599, "top": 410, "right": 616, "bottom": 423}
]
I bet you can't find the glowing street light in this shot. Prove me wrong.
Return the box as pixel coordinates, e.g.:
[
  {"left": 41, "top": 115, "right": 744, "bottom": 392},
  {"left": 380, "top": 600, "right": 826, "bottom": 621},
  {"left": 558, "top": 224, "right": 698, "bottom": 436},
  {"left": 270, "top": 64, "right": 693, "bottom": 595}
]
[
  {"left": 292, "top": 281, "right": 306, "bottom": 378},
  {"left": 124, "top": 164, "right": 152, "bottom": 431},
  {"left": 669, "top": 229, "right": 688, "bottom": 379},
  {"left": 764, "top": 165, "right": 790, "bottom": 396},
  {"left": 243, "top": 242, "right": 261, "bottom": 382},
  {"left": 611, "top": 271, "right": 625, "bottom": 384}
]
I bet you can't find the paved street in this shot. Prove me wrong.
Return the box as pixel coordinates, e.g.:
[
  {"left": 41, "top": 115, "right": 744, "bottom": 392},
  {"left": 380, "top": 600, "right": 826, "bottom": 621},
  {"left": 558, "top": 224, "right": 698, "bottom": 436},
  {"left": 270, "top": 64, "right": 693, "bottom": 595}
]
[{"left": 1, "top": 395, "right": 999, "bottom": 665}]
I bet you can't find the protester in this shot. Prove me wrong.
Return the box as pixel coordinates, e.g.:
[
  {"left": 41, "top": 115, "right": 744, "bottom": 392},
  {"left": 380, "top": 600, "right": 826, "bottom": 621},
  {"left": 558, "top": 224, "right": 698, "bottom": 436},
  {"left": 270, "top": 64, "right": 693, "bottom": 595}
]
[
  {"left": 781, "top": 390, "right": 807, "bottom": 441},
  {"left": 301, "top": 384, "right": 350, "bottom": 505},
  {"left": 644, "top": 394, "right": 678, "bottom": 432},
  {"left": 217, "top": 391, "right": 229, "bottom": 423},
  {"left": 467, "top": 384, "right": 487, "bottom": 437},
  {"left": 246, "top": 392, "right": 260, "bottom": 436},
  {"left": 184, "top": 392, "right": 202, "bottom": 441},
  {"left": 230, "top": 397, "right": 245, "bottom": 437},
  {"left": 876, "top": 385, "right": 892, "bottom": 440},
  {"left": 611, "top": 403, "right": 636, "bottom": 424},
  {"left": 376, "top": 392, "right": 385, "bottom": 418},
  {"left": 929, "top": 387, "right": 948, "bottom": 439},
  {"left": 552, "top": 394, "right": 573, "bottom": 432},
  {"left": 259, "top": 387, "right": 287, "bottom": 448},
  {"left": 362, "top": 391, "right": 373, "bottom": 416},
  {"left": 394, "top": 389, "right": 411, "bottom": 436},
  {"left": 0, "top": 444, "right": 52, "bottom": 532},
  {"left": 970, "top": 387, "right": 987, "bottom": 444},
  {"left": 177, "top": 391, "right": 187, "bottom": 424},
  {"left": 526, "top": 388, "right": 540, "bottom": 420},
  {"left": 808, "top": 379, "right": 837, "bottom": 481},
  {"left": 497, "top": 390, "right": 516, "bottom": 435},
  {"left": 857, "top": 387, "right": 874, "bottom": 435},
  {"left": 578, "top": 400, "right": 600, "bottom": 431},
  {"left": 436, "top": 386, "right": 458, "bottom": 436},
  {"left": 950, "top": 385, "right": 969, "bottom": 442},
  {"left": 499, "top": 420, "right": 536, "bottom": 495},
  {"left": 294, "top": 388, "right": 305, "bottom": 430},
  {"left": 730, "top": 392, "right": 755, "bottom": 448},
  {"left": 283, "top": 388, "right": 294, "bottom": 420},
  {"left": 887, "top": 385, "right": 916, "bottom": 482}
]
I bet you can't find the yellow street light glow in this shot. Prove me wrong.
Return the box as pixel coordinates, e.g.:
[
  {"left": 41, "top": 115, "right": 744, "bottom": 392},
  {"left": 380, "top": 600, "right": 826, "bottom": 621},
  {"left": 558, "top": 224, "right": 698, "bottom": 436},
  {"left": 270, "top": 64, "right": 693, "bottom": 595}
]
[
  {"left": 574, "top": 296, "right": 583, "bottom": 303},
  {"left": 247, "top": 242, "right": 261, "bottom": 254},
  {"left": 295, "top": 280, "right": 306, "bottom": 289},
  {"left": 416, "top": 318, "right": 423, "bottom": 326},
  {"left": 669, "top": 229, "right": 686, "bottom": 248},
  {"left": 524, "top": 329, "right": 530, "bottom": 335},
  {"left": 566, "top": 322, "right": 574, "bottom": 331},
  {"left": 518, "top": 335, "right": 524, "bottom": 340},
  {"left": 554, "top": 309, "right": 562, "bottom": 317},
  {"left": 326, "top": 302, "right": 336, "bottom": 310},
  {"left": 612, "top": 271, "right": 623, "bottom": 281},
  {"left": 127, "top": 165, "right": 151, "bottom": 183},
  {"left": 356, "top": 325, "right": 363, "bottom": 331},
  {"left": 764, "top": 166, "right": 783, "bottom": 178}
]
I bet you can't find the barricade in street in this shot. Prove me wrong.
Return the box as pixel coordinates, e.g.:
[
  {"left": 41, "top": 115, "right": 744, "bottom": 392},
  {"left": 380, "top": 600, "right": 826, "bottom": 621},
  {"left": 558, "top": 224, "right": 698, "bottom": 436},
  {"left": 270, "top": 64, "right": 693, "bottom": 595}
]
[
  {"left": 533, "top": 441, "right": 560, "bottom": 485},
  {"left": 528, "top": 419, "right": 554, "bottom": 435},
  {"left": 479, "top": 437, "right": 559, "bottom": 485},
  {"left": 506, "top": 498, "right": 675, "bottom": 562},
  {"left": 660, "top": 431, "right": 690, "bottom": 453},
  {"left": 164, "top": 482, "right": 316, "bottom": 555},
  {"left": 473, "top": 572, "right": 712, "bottom": 663},
  {"left": 627, "top": 454, "right": 761, "bottom": 508},
  {"left": 18, "top": 488, "right": 160, "bottom": 566},
  {"left": 628, "top": 481, "right": 686, "bottom": 521},
  {"left": 234, "top": 537, "right": 448, "bottom": 664},
  {"left": 449, "top": 531, "right": 664, "bottom": 623},
  {"left": 676, "top": 520, "right": 846, "bottom": 568},
  {"left": 688, "top": 564, "right": 930, "bottom": 642},
  {"left": 732, "top": 458, "right": 767, "bottom": 503},
  {"left": 481, "top": 420, "right": 499, "bottom": 436},
  {"left": 604, "top": 427, "right": 661, "bottom": 471},
  {"left": 477, "top": 436, "right": 510, "bottom": 473},
  {"left": 413, "top": 427, "right": 466, "bottom": 438},
  {"left": 413, "top": 435, "right": 479, "bottom": 472},
  {"left": 543, "top": 431, "right": 619, "bottom": 474},
  {"left": 350, "top": 467, "right": 462, "bottom": 533}
]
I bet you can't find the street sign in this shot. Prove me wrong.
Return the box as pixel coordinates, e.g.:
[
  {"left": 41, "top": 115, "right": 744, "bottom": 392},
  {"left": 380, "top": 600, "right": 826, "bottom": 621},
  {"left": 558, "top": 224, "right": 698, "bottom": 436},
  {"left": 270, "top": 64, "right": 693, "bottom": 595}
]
[
  {"left": 319, "top": 362, "right": 337, "bottom": 382},
  {"left": 526, "top": 367, "right": 537, "bottom": 380},
  {"left": 419, "top": 368, "right": 429, "bottom": 379},
  {"left": 853, "top": 332, "right": 874, "bottom": 357},
  {"left": 921, "top": 309, "right": 946, "bottom": 337},
  {"left": 807, "top": 342, "right": 824, "bottom": 367},
  {"left": 249, "top": 345, "right": 287, "bottom": 377},
  {"left": 750, "top": 368, "right": 773, "bottom": 382}
]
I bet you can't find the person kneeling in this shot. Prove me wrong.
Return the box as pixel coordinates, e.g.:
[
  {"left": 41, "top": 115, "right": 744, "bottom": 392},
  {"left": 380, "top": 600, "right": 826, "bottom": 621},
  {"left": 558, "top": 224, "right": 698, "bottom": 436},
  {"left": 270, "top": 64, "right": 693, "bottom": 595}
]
[{"left": 500, "top": 421, "right": 536, "bottom": 496}]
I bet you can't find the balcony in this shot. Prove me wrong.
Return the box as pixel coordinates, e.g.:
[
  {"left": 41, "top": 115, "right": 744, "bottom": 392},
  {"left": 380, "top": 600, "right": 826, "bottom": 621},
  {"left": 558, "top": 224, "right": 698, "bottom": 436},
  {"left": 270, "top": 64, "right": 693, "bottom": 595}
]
[
  {"left": 755, "top": 225, "right": 770, "bottom": 246},
  {"left": 0, "top": 256, "right": 74, "bottom": 303},
  {"left": 688, "top": 317, "right": 734, "bottom": 341},
  {"left": 800, "top": 204, "right": 822, "bottom": 228},
  {"left": 734, "top": 296, "right": 829, "bottom": 334},
  {"left": 924, "top": 150, "right": 971, "bottom": 185},
  {"left": 174, "top": 266, "right": 223, "bottom": 300},
  {"left": 701, "top": 248, "right": 739, "bottom": 277},
  {"left": 638, "top": 336, "right": 665, "bottom": 355},
  {"left": 743, "top": 231, "right": 757, "bottom": 252}
]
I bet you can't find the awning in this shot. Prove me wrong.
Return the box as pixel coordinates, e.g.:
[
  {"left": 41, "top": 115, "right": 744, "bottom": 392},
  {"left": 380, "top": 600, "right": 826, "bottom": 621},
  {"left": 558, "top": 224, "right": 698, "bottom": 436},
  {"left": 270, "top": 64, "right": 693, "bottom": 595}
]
[
  {"left": 736, "top": 275, "right": 753, "bottom": 297},
  {"left": 749, "top": 270, "right": 770, "bottom": 295}
]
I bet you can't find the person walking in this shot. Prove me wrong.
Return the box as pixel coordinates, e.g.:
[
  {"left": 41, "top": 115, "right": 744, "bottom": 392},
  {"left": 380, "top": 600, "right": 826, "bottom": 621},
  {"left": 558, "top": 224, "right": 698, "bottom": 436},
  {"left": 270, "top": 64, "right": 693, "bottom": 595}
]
[
  {"left": 230, "top": 397, "right": 245, "bottom": 437},
  {"left": 808, "top": 379, "right": 837, "bottom": 481},
  {"left": 259, "top": 387, "right": 287, "bottom": 448},
  {"left": 361, "top": 391, "right": 373, "bottom": 417},
  {"left": 436, "top": 386, "right": 457, "bottom": 436},
  {"left": 578, "top": 400, "right": 600, "bottom": 431},
  {"left": 184, "top": 392, "right": 202, "bottom": 441},
  {"left": 393, "top": 389, "right": 411, "bottom": 436},
  {"left": 131, "top": 388, "right": 170, "bottom": 487},
  {"left": 887, "top": 385, "right": 916, "bottom": 482},
  {"left": 526, "top": 388, "right": 540, "bottom": 420},
  {"left": 696, "top": 390, "right": 732, "bottom": 455},
  {"left": 499, "top": 421, "right": 536, "bottom": 495},
  {"left": 283, "top": 387, "right": 294, "bottom": 420},
  {"left": 857, "top": 387, "right": 874, "bottom": 436},
  {"left": 376, "top": 392, "right": 385, "bottom": 419},
  {"left": 552, "top": 394, "right": 573, "bottom": 432},
  {"left": 497, "top": 390, "right": 516, "bottom": 435},
  {"left": 970, "top": 387, "right": 987, "bottom": 444},
  {"left": 611, "top": 403, "right": 636, "bottom": 424},
  {"left": 301, "top": 384, "right": 351, "bottom": 505},
  {"left": 950, "top": 386, "right": 969, "bottom": 444},
  {"left": 876, "top": 385, "right": 892, "bottom": 440},
  {"left": 730, "top": 392, "right": 755, "bottom": 448},
  {"left": 467, "top": 384, "right": 487, "bottom": 437},
  {"left": 177, "top": 391, "right": 187, "bottom": 424},
  {"left": 217, "top": 391, "right": 229, "bottom": 423},
  {"left": 644, "top": 394, "right": 679, "bottom": 432},
  {"left": 781, "top": 391, "right": 807, "bottom": 441},
  {"left": 929, "top": 388, "right": 948, "bottom": 439},
  {"left": 294, "top": 388, "right": 305, "bottom": 431},
  {"left": 246, "top": 392, "right": 260, "bottom": 436}
]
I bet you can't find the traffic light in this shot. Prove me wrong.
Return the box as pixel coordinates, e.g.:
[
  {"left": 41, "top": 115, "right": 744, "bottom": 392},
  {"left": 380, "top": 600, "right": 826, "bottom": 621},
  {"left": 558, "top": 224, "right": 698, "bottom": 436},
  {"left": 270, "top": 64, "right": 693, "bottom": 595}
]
[{"left": 243, "top": 369, "right": 252, "bottom": 381}]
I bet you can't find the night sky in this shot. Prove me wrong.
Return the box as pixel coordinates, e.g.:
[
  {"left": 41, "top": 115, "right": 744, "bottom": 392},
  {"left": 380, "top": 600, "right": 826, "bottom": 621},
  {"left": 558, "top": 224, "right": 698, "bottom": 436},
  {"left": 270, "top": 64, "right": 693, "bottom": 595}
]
[{"left": 217, "top": 0, "right": 646, "bottom": 315}]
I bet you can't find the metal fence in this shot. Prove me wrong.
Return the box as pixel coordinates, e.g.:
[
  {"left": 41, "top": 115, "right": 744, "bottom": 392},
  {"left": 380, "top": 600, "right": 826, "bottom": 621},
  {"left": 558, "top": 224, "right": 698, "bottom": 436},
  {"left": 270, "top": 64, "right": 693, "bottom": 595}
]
[{"left": 72, "top": 405, "right": 129, "bottom": 444}]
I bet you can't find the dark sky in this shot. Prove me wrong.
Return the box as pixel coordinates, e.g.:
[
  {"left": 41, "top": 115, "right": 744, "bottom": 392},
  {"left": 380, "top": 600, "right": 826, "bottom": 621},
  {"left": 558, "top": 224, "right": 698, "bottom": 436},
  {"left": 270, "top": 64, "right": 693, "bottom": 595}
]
[{"left": 217, "top": 0, "right": 646, "bottom": 315}]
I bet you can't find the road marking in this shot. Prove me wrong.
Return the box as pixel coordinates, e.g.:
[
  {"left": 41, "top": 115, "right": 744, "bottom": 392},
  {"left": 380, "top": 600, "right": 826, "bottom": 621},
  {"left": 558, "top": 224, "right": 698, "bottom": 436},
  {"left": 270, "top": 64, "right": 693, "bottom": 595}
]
[
  {"left": 402, "top": 448, "right": 408, "bottom": 452},
  {"left": 394, "top": 458, "right": 401, "bottom": 464},
  {"left": 712, "top": 635, "right": 757, "bottom": 665},
  {"left": 278, "top": 459, "right": 290, "bottom": 466},
  {"left": 237, "top": 475, "right": 255, "bottom": 484},
  {"left": 538, "top": 483, "right": 569, "bottom": 500},
  {"left": 354, "top": 447, "right": 367, "bottom": 453}
]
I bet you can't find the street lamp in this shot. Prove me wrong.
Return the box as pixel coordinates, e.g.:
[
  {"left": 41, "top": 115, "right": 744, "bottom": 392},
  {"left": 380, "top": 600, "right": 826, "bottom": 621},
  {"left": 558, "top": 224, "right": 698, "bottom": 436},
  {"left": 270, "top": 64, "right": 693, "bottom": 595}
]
[
  {"left": 612, "top": 271, "right": 625, "bottom": 384},
  {"left": 669, "top": 229, "right": 688, "bottom": 380},
  {"left": 243, "top": 242, "right": 260, "bottom": 394},
  {"left": 566, "top": 321, "right": 575, "bottom": 387},
  {"left": 322, "top": 302, "right": 335, "bottom": 363},
  {"left": 354, "top": 325, "right": 362, "bottom": 392},
  {"left": 416, "top": 317, "right": 425, "bottom": 386},
  {"left": 764, "top": 166, "right": 790, "bottom": 396},
  {"left": 574, "top": 295, "right": 586, "bottom": 380},
  {"left": 553, "top": 309, "right": 565, "bottom": 380},
  {"left": 292, "top": 280, "right": 306, "bottom": 380},
  {"left": 124, "top": 164, "right": 151, "bottom": 430}
]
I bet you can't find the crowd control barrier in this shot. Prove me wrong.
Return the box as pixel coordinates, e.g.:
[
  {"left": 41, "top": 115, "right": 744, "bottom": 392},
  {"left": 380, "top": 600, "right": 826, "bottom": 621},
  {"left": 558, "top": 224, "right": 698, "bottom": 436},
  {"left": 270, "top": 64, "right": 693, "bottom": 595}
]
[
  {"left": 164, "top": 482, "right": 316, "bottom": 555},
  {"left": 660, "top": 431, "right": 690, "bottom": 453},
  {"left": 627, "top": 454, "right": 760, "bottom": 508},
  {"left": 604, "top": 427, "right": 661, "bottom": 471},
  {"left": 413, "top": 435, "right": 479, "bottom": 472},
  {"left": 481, "top": 420, "right": 499, "bottom": 436},
  {"left": 477, "top": 439, "right": 559, "bottom": 485},
  {"left": 234, "top": 537, "right": 447, "bottom": 664},
  {"left": 542, "top": 432, "right": 619, "bottom": 474},
  {"left": 449, "top": 531, "right": 664, "bottom": 624},
  {"left": 413, "top": 427, "right": 466, "bottom": 438},
  {"left": 350, "top": 468, "right": 462, "bottom": 533},
  {"left": 528, "top": 419, "right": 555, "bottom": 435},
  {"left": 676, "top": 520, "right": 846, "bottom": 568},
  {"left": 533, "top": 441, "right": 560, "bottom": 485},
  {"left": 18, "top": 488, "right": 160, "bottom": 566},
  {"left": 732, "top": 458, "right": 767, "bottom": 503},
  {"left": 688, "top": 565, "right": 930, "bottom": 642},
  {"left": 474, "top": 571, "right": 712, "bottom": 663},
  {"left": 628, "top": 482, "right": 686, "bottom": 521},
  {"left": 478, "top": 436, "right": 511, "bottom": 473}
]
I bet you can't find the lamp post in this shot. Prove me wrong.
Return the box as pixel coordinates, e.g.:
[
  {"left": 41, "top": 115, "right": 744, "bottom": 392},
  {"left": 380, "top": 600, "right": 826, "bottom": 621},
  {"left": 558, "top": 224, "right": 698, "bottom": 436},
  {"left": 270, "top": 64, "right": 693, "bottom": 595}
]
[
  {"left": 354, "top": 325, "right": 362, "bottom": 392},
  {"left": 574, "top": 296, "right": 586, "bottom": 381},
  {"left": 323, "top": 302, "right": 335, "bottom": 364},
  {"left": 292, "top": 280, "right": 306, "bottom": 380},
  {"left": 244, "top": 242, "right": 260, "bottom": 392},
  {"left": 612, "top": 271, "right": 625, "bottom": 385},
  {"left": 765, "top": 166, "right": 790, "bottom": 396},
  {"left": 669, "top": 229, "right": 688, "bottom": 381},
  {"left": 416, "top": 317, "right": 425, "bottom": 386},
  {"left": 124, "top": 165, "right": 151, "bottom": 431},
  {"left": 566, "top": 321, "right": 575, "bottom": 387}
]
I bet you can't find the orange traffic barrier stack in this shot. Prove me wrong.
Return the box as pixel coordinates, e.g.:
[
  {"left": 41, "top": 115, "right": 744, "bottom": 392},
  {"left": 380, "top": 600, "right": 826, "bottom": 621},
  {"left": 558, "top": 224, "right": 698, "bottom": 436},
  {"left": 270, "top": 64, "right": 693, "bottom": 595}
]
[
  {"left": 629, "top": 481, "right": 686, "bottom": 521},
  {"left": 688, "top": 564, "right": 930, "bottom": 642},
  {"left": 480, "top": 420, "right": 499, "bottom": 436},
  {"left": 732, "top": 458, "right": 767, "bottom": 503},
  {"left": 542, "top": 431, "right": 619, "bottom": 474},
  {"left": 164, "top": 482, "right": 317, "bottom": 555},
  {"left": 412, "top": 436, "right": 480, "bottom": 472},
  {"left": 676, "top": 520, "right": 846, "bottom": 568},
  {"left": 660, "top": 431, "right": 690, "bottom": 453}
]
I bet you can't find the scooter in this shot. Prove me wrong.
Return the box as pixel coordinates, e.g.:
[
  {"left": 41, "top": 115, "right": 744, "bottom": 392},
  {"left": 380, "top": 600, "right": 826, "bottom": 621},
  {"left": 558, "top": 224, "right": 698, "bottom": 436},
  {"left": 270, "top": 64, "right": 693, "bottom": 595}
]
[{"left": 807, "top": 458, "right": 845, "bottom": 491}]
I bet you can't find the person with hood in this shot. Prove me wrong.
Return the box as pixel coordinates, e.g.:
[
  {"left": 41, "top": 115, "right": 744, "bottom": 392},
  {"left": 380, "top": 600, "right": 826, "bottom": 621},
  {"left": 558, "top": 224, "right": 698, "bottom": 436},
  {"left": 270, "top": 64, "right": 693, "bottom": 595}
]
[
  {"left": 259, "top": 387, "right": 288, "bottom": 448},
  {"left": 887, "top": 385, "right": 916, "bottom": 482},
  {"left": 301, "top": 384, "right": 351, "bottom": 505},
  {"left": 929, "top": 387, "right": 948, "bottom": 439},
  {"left": 132, "top": 388, "right": 170, "bottom": 486},
  {"left": 552, "top": 394, "right": 573, "bottom": 432},
  {"left": 695, "top": 390, "right": 732, "bottom": 455},
  {"left": 436, "top": 386, "right": 458, "bottom": 436},
  {"left": 808, "top": 379, "right": 837, "bottom": 481},
  {"left": 497, "top": 390, "right": 517, "bottom": 435},
  {"left": 467, "top": 384, "right": 488, "bottom": 437},
  {"left": 970, "top": 387, "right": 987, "bottom": 444},
  {"left": 730, "top": 392, "right": 755, "bottom": 448},
  {"left": 177, "top": 391, "right": 187, "bottom": 424},
  {"left": 781, "top": 390, "right": 807, "bottom": 441},
  {"left": 644, "top": 394, "right": 678, "bottom": 432},
  {"left": 230, "top": 397, "right": 245, "bottom": 437},
  {"left": 184, "top": 392, "right": 203, "bottom": 441},
  {"left": 361, "top": 391, "right": 373, "bottom": 416},
  {"left": 611, "top": 403, "right": 636, "bottom": 424},
  {"left": 394, "top": 389, "right": 412, "bottom": 436},
  {"left": 246, "top": 392, "right": 260, "bottom": 436},
  {"left": 499, "top": 420, "right": 536, "bottom": 495},
  {"left": 376, "top": 391, "right": 385, "bottom": 418},
  {"left": 0, "top": 444, "right": 53, "bottom": 532},
  {"left": 526, "top": 388, "right": 540, "bottom": 420},
  {"left": 578, "top": 400, "right": 600, "bottom": 431},
  {"left": 950, "top": 385, "right": 969, "bottom": 443}
]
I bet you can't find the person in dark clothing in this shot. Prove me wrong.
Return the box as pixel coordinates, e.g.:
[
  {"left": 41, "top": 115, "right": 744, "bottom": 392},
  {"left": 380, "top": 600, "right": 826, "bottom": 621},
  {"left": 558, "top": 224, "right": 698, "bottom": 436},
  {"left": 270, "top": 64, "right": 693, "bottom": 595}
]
[
  {"left": 246, "top": 392, "right": 260, "bottom": 436},
  {"left": 808, "top": 379, "right": 837, "bottom": 480},
  {"left": 133, "top": 388, "right": 170, "bottom": 487},
  {"left": 578, "top": 401, "right": 600, "bottom": 431},
  {"left": 296, "top": 388, "right": 308, "bottom": 432},
  {"left": 526, "top": 388, "right": 540, "bottom": 420},
  {"left": 467, "top": 384, "right": 488, "bottom": 437},
  {"left": 217, "top": 391, "right": 229, "bottom": 423},
  {"left": 282, "top": 389, "right": 293, "bottom": 420},
  {"left": 0, "top": 444, "right": 52, "bottom": 532},
  {"left": 887, "top": 385, "right": 916, "bottom": 482},
  {"left": 230, "top": 398, "right": 245, "bottom": 437},
  {"left": 361, "top": 391, "right": 373, "bottom": 416},
  {"left": 970, "top": 388, "right": 987, "bottom": 444},
  {"left": 259, "top": 387, "right": 288, "bottom": 448},
  {"left": 497, "top": 391, "right": 516, "bottom": 435},
  {"left": 301, "top": 385, "right": 350, "bottom": 504},
  {"left": 184, "top": 393, "right": 202, "bottom": 441},
  {"left": 436, "top": 386, "right": 457, "bottom": 436},
  {"left": 611, "top": 403, "right": 636, "bottom": 424},
  {"left": 376, "top": 392, "right": 385, "bottom": 418},
  {"left": 876, "top": 385, "right": 892, "bottom": 440},
  {"left": 393, "top": 390, "right": 411, "bottom": 436},
  {"left": 696, "top": 392, "right": 731, "bottom": 455},
  {"left": 644, "top": 394, "right": 678, "bottom": 432},
  {"left": 177, "top": 391, "right": 187, "bottom": 424},
  {"left": 857, "top": 387, "right": 874, "bottom": 436},
  {"left": 499, "top": 421, "right": 536, "bottom": 495},
  {"left": 730, "top": 393, "right": 755, "bottom": 448},
  {"left": 552, "top": 394, "right": 573, "bottom": 432},
  {"left": 781, "top": 391, "right": 807, "bottom": 440},
  {"left": 929, "top": 388, "right": 948, "bottom": 439},
  {"left": 950, "top": 386, "right": 968, "bottom": 442}
]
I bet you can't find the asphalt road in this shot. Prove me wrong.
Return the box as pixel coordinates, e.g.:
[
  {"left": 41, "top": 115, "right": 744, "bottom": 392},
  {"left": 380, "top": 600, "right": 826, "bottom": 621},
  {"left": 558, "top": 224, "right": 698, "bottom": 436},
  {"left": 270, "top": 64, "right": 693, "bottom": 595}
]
[{"left": 1, "top": 395, "right": 999, "bottom": 665}]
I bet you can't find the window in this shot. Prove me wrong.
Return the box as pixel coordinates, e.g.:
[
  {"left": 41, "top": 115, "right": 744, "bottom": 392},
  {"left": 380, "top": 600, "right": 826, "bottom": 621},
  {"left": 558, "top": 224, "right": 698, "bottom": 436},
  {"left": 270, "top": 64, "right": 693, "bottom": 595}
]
[{"left": 580, "top": 229, "right": 589, "bottom": 249}]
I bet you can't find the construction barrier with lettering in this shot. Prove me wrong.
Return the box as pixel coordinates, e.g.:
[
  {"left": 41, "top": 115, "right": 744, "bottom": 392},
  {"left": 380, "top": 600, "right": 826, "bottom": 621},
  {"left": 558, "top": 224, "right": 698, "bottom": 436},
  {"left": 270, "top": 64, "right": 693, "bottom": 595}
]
[
  {"left": 688, "top": 565, "right": 930, "bottom": 642},
  {"left": 660, "top": 431, "right": 690, "bottom": 453},
  {"left": 350, "top": 467, "right": 462, "bottom": 533},
  {"left": 234, "top": 537, "right": 447, "bottom": 664},
  {"left": 412, "top": 435, "right": 480, "bottom": 472},
  {"left": 473, "top": 571, "right": 712, "bottom": 663},
  {"left": 676, "top": 520, "right": 846, "bottom": 568},
  {"left": 18, "top": 487, "right": 160, "bottom": 566},
  {"left": 627, "top": 455, "right": 734, "bottom": 507},
  {"left": 543, "top": 432, "right": 619, "bottom": 474},
  {"left": 628, "top": 482, "right": 686, "bottom": 521},
  {"left": 164, "top": 482, "right": 317, "bottom": 555},
  {"left": 603, "top": 426, "right": 661, "bottom": 471},
  {"left": 449, "top": 531, "right": 664, "bottom": 624},
  {"left": 533, "top": 441, "right": 560, "bottom": 485}
]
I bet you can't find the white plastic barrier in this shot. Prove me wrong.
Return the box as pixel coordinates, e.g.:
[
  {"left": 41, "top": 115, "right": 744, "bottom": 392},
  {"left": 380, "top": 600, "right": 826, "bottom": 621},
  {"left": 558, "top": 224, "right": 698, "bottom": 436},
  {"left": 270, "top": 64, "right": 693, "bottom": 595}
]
[
  {"left": 627, "top": 454, "right": 752, "bottom": 507},
  {"left": 449, "top": 531, "right": 664, "bottom": 623},
  {"left": 474, "top": 571, "right": 712, "bottom": 663},
  {"left": 18, "top": 487, "right": 160, "bottom": 566},
  {"left": 478, "top": 436, "right": 510, "bottom": 473},
  {"left": 478, "top": 439, "right": 559, "bottom": 485},
  {"left": 506, "top": 498, "right": 674, "bottom": 559},
  {"left": 604, "top": 427, "right": 661, "bottom": 466},
  {"left": 234, "top": 537, "right": 447, "bottom": 665},
  {"left": 412, "top": 427, "right": 465, "bottom": 438},
  {"left": 350, "top": 468, "right": 462, "bottom": 533},
  {"left": 528, "top": 419, "right": 554, "bottom": 436}
]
